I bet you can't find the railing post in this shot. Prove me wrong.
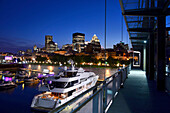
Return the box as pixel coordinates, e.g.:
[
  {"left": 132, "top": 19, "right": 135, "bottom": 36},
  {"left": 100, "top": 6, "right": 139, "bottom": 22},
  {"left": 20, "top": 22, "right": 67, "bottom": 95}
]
[
  {"left": 103, "top": 81, "right": 107, "bottom": 112},
  {"left": 93, "top": 92, "right": 99, "bottom": 113},
  {"left": 120, "top": 70, "right": 124, "bottom": 88},
  {"left": 126, "top": 67, "right": 128, "bottom": 78},
  {"left": 112, "top": 76, "right": 116, "bottom": 100},
  {"left": 100, "top": 90, "right": 103, "bottom": 113}
]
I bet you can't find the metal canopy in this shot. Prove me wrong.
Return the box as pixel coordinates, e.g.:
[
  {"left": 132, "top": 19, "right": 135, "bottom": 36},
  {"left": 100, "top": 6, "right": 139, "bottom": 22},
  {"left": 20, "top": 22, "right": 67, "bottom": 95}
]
[{"left": 119, "top": 0, "right": 170, "bottom": 51}]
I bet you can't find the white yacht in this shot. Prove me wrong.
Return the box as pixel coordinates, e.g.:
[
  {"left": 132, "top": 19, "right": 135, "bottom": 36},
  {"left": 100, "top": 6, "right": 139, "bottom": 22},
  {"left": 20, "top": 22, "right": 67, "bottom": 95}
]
[{"left": 31, "top": 60, "right": 99, "bottom": 111}]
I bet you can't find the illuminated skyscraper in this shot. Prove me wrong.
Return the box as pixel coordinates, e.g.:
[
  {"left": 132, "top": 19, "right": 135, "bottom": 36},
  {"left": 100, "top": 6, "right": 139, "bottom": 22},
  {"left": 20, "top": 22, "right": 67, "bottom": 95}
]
[
  {"left": 45, "top": 35, "right": 59, "bottom": 53},
  {"left": 33, "top": 45, "right": 37, "bottom": 51},
  {"left": 85, "top": 34, "right": 101, "bottom": 53},
  {"left": 45, "top": 35, "right": 53, "bottom": 50},
  {"left": 72, "top": 33, "right": 85, "bottom": 53}
]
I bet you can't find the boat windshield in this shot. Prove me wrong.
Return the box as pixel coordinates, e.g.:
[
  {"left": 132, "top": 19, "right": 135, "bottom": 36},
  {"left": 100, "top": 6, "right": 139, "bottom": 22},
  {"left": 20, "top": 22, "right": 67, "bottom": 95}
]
[
  {"left": 63, "top": 72, "right": 77, "bottom": 77},
  {"left": 49, "top": 82, "right": 68, "bottom": 88},
  {"left": 48, "top": 80, "right": 78, "bottom": 89}
]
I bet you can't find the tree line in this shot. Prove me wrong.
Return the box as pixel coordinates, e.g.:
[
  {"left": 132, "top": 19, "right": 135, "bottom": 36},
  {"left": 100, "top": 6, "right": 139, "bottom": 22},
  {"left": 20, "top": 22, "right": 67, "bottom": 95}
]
[{"left": 35, "top": 54, "right": 130, "bottom": 67}]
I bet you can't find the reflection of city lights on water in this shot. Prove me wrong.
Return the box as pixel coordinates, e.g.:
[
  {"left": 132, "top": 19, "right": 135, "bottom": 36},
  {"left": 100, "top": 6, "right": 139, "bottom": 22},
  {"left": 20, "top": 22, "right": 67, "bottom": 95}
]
[
  {"left": 105, "top": 69, "right": 110, "bottom": 77},
  {"left": 38, "top": 65, "right": 41, "bottom": 70},
  {"left": 28, "top": 71, "right": 31, "bottom": 76},
  {"left": 48, "top": 66, "right": 53, "bottom": 72},
  {"left": 22, "top": 84, "right": 25, "bottom": 90},
  {"left": 28, "top": 64, "right": 31, "bottom": 69}
]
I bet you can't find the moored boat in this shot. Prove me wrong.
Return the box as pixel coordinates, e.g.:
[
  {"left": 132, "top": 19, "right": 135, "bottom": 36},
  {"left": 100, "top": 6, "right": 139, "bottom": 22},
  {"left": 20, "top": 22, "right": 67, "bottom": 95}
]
[
  {"left": 31, "top": 60, "right": 99, "bottom": 111},
  {"left": 0, "top": 81, "right": 17, "bottom": 90}
]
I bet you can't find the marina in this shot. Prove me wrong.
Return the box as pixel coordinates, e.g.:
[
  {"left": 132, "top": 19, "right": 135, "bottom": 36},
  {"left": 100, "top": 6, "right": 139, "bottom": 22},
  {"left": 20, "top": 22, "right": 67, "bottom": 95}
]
[
  {"left": 1, "top": 0, "right": 170, "bottom": 112},
  {"left": 0, "top": 64, "right": 116, "bottom": 113}
]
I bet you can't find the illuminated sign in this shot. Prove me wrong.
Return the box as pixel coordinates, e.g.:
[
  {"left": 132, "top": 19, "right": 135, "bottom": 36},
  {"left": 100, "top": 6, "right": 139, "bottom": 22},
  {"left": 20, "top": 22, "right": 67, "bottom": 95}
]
[{"left": 5, "top": 56, "right": 12, "bottom": 60}]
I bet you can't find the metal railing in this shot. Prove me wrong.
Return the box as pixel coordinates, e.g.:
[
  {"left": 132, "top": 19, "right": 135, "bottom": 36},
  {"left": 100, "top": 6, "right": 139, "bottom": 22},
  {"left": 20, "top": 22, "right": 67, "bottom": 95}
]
[
  {"left": 50, "top": 65, "right": 131, "bottom": 113},
  {"left": 165, "top": 71, "right": 170, "bottom": 92}
]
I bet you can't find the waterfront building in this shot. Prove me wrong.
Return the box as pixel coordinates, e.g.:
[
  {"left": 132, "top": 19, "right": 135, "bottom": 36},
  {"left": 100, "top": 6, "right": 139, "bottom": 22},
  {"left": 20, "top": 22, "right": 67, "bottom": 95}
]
[
  {"left": 94, "top": 49, "right": 108, "bottom": 60},
  {"left": 113, "top": 41, "right": 129, "bottom": 60},
  {"left": 106, "top": 48, "right": 116, "bottom": 59},
  {"left": 72, "top": 33, "right": 85, "bottom": 53}
]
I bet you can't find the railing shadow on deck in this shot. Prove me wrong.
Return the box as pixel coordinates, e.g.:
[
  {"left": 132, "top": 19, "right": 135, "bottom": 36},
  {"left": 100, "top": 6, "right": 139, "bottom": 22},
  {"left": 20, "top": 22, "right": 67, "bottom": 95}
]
[{"left": 49, "top": 65, "right": 131, "bottom": 113}]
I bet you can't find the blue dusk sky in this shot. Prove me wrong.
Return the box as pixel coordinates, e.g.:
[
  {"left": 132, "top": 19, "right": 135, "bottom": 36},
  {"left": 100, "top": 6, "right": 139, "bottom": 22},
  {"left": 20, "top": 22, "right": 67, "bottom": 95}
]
[{"left": 0, "top": 0, "right": 169, "bottom": 53}]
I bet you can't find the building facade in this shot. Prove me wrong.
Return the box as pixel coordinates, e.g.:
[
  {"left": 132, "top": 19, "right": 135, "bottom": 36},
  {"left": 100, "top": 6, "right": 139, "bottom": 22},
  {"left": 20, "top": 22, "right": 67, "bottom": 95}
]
[
  {"left": 45, "top": 35, "right": 59, "bottom": 53},
  {"left": 72, "top": 33, "right": 85, "bottom": 53},
  {"left": 45, "top": 35, "right": 53, "bottom": 50},
  {"left": 85, "top": 34, "right": 101, "bottom": 54}
]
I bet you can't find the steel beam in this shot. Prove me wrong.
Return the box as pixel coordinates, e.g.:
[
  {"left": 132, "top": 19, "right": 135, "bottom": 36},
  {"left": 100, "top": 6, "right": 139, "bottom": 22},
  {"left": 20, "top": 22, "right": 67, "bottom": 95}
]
[
  {"left": 123, "top": 8, "right": 170, "bottom": 16},
  {"left": 130, "top": 37, "right": 148, "bottom": 40},
  {"left": 128, "top": 28, "right": 153, "bottom": 32},
  {"left": 131, "top": 42, "right": 146, "bottom": 45}
]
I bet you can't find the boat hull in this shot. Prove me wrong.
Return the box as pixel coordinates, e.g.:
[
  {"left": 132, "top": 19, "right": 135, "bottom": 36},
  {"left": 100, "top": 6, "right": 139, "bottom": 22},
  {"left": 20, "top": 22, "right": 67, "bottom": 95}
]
[{"left": 0, "top": 84, "right": 17, "bottom": 90}]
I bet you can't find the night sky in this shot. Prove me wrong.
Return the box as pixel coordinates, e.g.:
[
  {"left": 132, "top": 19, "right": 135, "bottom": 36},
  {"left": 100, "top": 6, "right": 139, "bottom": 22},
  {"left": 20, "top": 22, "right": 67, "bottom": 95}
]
[{"left": 0, "top": 0, "right": 170, "bottom": 53}]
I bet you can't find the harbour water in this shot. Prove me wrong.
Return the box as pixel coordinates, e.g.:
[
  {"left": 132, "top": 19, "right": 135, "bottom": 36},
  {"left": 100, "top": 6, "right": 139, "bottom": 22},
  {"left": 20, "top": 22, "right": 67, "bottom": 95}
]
[{"left": 0, "top": 64, "right": 117, "bottom": 113}]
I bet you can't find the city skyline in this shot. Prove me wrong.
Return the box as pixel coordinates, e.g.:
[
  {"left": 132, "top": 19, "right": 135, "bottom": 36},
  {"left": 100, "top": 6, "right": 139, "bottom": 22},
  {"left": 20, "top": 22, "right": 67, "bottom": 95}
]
[
  {"left": 1, "top": 0, "right": 170, "bottom": 53},
  {"left": 0, "top": 0, "right": 129, "bottom": 53}
]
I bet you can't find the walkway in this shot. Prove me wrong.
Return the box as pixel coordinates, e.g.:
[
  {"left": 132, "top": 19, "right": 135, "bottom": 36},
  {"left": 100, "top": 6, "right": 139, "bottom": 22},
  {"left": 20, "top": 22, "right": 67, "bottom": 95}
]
[{"left": 108, "top": 70, "right": 170, "bottom": 113}]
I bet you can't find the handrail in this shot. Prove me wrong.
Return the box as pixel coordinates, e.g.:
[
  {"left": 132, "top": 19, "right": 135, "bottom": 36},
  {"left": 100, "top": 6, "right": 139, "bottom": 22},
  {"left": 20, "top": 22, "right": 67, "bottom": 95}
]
[
  {"left": 166, "top": 71, "right": 170, "bottom": 77},
  {"left": 49, "top": 65, "right": 130, "bottom": 113},
  {"left": 50, "top": 79, "right": 104, "bottom": 113}
]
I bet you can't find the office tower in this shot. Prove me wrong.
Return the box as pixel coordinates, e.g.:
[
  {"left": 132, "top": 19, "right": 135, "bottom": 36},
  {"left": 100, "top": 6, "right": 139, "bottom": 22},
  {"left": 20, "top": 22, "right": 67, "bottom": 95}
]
[
  {"left": 45, "top": 35, "right": 53, "bottom": 50},
  {"left": 72, "top": 33, "right": 85, "bottom": 53}
]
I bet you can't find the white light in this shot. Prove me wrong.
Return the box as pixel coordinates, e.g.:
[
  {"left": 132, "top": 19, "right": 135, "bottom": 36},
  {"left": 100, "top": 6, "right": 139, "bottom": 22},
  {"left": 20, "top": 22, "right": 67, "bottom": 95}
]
[{"left": 144, "top": 41, "right": 147, "bottom": 43}]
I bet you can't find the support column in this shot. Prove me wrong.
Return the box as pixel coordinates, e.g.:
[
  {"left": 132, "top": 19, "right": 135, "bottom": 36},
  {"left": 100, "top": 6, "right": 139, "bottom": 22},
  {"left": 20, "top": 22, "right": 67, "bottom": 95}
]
[
  {"left": 143, "top": 45, "right": 146, "bottom": 71},
  {"left": 149, "top": 33, "right": 155, "bottom": 80},
  {"left": 146, "top": 39, "right": 149, "bottom": 77},
  {"left": 157, "top": 15, "right": 166, "bottom": 90}
]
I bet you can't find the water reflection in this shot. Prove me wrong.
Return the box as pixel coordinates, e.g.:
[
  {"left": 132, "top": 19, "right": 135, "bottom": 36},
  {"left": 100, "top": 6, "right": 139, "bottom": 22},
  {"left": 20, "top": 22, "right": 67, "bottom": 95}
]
[
  {"left": 37, "top": 65, "right": 41, "bottom": 71},
  {"left": 105, "top": 69, "right": 110, "bottom": 78},
  {"left": 28, "top": 64, "right": 31, "bottom": 69},
  {"left": 0, "top": 64, "right": 117, "bottom": 113},
  {"left": 25, "top": 64, "right": 117, "bottom": 80},
  {"left": 48, "top": 66, "right": 53, "bottom": 72},
  {"left": 22, "top": 83, "right": 24, "bottom": 90}
]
